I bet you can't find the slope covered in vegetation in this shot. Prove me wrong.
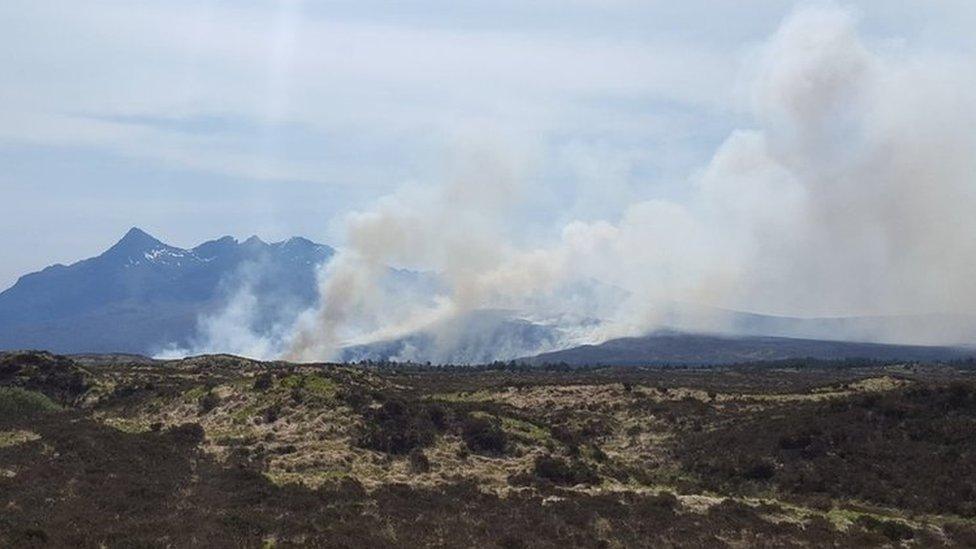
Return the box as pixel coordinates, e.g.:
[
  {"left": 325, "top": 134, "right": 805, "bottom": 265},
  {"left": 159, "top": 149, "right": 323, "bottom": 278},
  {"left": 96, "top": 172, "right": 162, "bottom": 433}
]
[{"left": 2, "top": 351, "right": 975, "bottom": 547}]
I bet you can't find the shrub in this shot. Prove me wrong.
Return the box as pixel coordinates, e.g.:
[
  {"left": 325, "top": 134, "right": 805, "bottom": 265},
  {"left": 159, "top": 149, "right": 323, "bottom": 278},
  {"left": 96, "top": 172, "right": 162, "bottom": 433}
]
[
  {"left": 359, "top": 399, "right": 442, "bottom": 455},
  {"left": 262, "top": 405, "right": 281, "bottom": 424},
  {"left": 198, "top": 391, "right": 221, "bottom": 414},
  {"left": 167, "top": 423, "right": 205, "bottom": 445},
  {"left": 408, "top": 448, "right": 431, "bottom": 473},
  {"left": 275, "top": 444, "right": 298, "bottom": 455},
  {"left": 426, "top": 403, "right": 448, "bottom": 429},
  {"left": 461, "top": 415, "right": 508, "bottom": 455},
  {"left": 0, "top": 352, "right": 89, "bottom": 405},
  {"left": 252, "top": 373, "right": 273, "bottom": 391},
  {"left": 0, "top": 387, "right": 60, "bottom": 416},
  {"left": 740, "top": 459, "right": 775, "bottom": 480},
  {"left": 856, "top": 516, "right": 914, "bottom": 541},
  {"left": 647, "top": 491, "right": 678, "bottom": 511},
  {"left": 677, "top": 380, "right": 976, "bottom": 516},
  {"left": 531, "top": 454, "right": 599, "bottom": 486}
]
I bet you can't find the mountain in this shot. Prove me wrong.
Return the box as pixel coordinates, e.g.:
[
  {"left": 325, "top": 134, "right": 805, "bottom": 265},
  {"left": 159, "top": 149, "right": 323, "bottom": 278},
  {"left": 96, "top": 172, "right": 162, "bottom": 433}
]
[
  {"left": 4, "top": 229, "right": 974, "bottom": 363},
  {"left": 0, "top": 228, "right": 334, "bottom": 354},
  {"left": 522, "top": 331, "right": 973, "bottom": 366}
]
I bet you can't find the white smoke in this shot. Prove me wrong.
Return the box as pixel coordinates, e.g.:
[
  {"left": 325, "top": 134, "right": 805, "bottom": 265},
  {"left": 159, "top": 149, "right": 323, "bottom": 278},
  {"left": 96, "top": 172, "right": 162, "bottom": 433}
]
[
  {"left": 566, "top": 5, "right": 976, "bottom": 333},
  {"left": 156, "top": 257, "right": 306, "bottom": 360},
  {"left": 286, "top": 133, "right": 567, "bottom": 361},
  {"left": 192, "top": 5, "right": 976, "bottom": 362}
]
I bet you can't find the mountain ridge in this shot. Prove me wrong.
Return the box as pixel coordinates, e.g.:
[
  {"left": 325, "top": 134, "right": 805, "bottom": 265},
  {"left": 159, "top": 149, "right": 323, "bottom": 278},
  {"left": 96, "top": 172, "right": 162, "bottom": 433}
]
[
  {"left": 2, "top": 228, "right": 974, "bottom": 363},
  {"left": 521, "top": 330, "right": 972, "bottom": 366},
  {"left": 0, "top": 227, "right": 334, "bottom": 354}
]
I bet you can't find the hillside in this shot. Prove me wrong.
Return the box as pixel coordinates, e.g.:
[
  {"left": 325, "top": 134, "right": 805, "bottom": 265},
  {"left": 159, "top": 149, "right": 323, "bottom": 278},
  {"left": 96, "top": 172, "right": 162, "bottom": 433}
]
[
  {"left": 524, "top": 331, "right": 972, "bottom": 366},
  {"left": 2, "top": 351, "right": 976, "bottom": 546},
  {"left": 0, "top": 228, "right": 333, "bottom": 354}
]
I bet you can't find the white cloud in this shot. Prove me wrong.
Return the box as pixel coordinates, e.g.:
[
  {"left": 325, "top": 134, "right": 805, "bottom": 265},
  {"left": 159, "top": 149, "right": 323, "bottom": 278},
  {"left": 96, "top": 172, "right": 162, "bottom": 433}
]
[{"left": 0, "top": 0, "right": 740, "bottom": 185}]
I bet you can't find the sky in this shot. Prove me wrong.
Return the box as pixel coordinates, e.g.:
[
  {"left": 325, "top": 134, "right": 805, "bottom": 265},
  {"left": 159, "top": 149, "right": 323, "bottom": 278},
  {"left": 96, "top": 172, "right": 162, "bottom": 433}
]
[{"left": 1, "top": 1, "right": 975, "bottom": 292}]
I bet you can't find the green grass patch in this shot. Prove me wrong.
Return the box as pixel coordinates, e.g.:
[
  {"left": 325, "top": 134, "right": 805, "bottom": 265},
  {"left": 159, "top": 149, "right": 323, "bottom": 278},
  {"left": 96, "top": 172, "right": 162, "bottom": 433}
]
[
  {"left": 825, "top": 506, "right": 918, "bottom": 531},
  {"left": 470, "top": 411, "right": 551, "bottom": 444},
  {"left": 0, "top": 387, "right": 61, "bottom": 415},
  {"left": 183, "top": 385, "right": 209, "bottom": 402},
  {"left": 230, "top": 402, "right": 263, "bottom": 424},
  {"left": 280, "top": 374, "right": 338, "bottom": 399}
]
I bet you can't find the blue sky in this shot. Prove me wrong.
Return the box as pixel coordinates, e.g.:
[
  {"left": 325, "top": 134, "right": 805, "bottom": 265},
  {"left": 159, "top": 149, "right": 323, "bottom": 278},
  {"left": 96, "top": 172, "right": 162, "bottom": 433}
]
[{"left": 1, "top": 0, "right": 974, "bottom": 290}]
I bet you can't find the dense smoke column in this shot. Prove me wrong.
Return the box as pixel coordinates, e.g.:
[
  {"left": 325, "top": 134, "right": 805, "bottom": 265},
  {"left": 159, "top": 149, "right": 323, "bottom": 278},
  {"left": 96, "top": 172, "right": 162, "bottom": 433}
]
[{"left": 217, "top": 5, "right": 976, "bottom": 363}]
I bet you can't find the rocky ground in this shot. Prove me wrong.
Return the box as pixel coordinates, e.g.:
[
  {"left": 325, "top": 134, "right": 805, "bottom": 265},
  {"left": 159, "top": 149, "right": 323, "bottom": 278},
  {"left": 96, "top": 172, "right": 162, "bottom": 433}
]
[{"left": 2, "top": 351, "right": 975, "bottom": 547}]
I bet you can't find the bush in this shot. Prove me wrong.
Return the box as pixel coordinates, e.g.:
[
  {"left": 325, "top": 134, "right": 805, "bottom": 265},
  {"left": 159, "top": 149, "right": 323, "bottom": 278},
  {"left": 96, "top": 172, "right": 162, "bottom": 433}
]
[
  {"left": 741, "top": 459, "right": 775, "bottom": 480},
  {"left": 409, "top": 448, "right": 431, "bottom": 473},
  {"left": 167, "top": 423, "right": 205, "bottom": 445},
  {"left": 856, "top": 516, "right": 914, "bottom": 541},
  {"left": 359, "top": 399, "right": 442, "bottom": 455},
  {"left": 252, "top": 373, "right": 273, "bottom": 391},
  {"left": 198, "top": 391, "right": 221, "bottom": 414},
  {"left": 262, "top": 405, "right": 281, "bottom": 424},
  {"left": 0, "top": 352, "right": 89, "bottom": 405},
  {"left": 0, "top": 387, "right": 60, "bottom": 416},
  {"left": 646, "top": 491, "right": 678, "bottom": 511},
  {"left": 461, "top": 415, "right": 508, "bottom": 455},
  {"left": 531, "top": 454, "right": 599, "bottom": 486},
  {"left": 677, "top": 381, "right": 976, "bottom": 516}
]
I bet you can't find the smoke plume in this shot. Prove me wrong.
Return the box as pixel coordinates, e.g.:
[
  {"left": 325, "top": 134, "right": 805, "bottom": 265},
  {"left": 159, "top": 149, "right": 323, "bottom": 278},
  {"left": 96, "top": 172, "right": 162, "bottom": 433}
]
[{"left": 193, "top": 5, "right": 976, "bottom": 362}]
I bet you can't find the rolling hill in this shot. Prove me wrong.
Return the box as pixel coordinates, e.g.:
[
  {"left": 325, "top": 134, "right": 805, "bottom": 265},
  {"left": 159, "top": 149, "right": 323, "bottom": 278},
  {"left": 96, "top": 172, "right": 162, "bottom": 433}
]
[{"left": 522, "top": 330, "right": 972, "bottom": 366}]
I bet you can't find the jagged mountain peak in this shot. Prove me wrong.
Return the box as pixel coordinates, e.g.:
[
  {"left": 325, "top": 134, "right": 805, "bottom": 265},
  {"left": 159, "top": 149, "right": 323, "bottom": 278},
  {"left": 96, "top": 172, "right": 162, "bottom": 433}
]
[
  {"left": 192, "top": 236, "right": 237, "bottom": 259},
  {"left": 99, "top": 227, "right": 195, "bottom": 269},
  {"left": 242, "top": 235, "right": 267, "bottom": 248},
  {"left": 107, "top": 227, "right": 166, "bottom": 253},
  {"left": 278, "top": 236, "right": 317, "bottom": 248},
  {"left": 0, "top": 228, "right": 337, "bottom": 354}
]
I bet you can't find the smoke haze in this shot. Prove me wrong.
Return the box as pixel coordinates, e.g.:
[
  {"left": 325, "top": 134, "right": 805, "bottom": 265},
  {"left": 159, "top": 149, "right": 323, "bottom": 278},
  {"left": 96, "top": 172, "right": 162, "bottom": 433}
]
[{"left": 175, "top": 5, "right": 976, "bottom": 362}]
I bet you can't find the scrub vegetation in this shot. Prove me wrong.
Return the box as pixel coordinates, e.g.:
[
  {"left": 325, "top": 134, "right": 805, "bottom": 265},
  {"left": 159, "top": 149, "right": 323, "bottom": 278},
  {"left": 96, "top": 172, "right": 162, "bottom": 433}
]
[{"left": 2, "top": 350, "right": 975, "bottom": 547}]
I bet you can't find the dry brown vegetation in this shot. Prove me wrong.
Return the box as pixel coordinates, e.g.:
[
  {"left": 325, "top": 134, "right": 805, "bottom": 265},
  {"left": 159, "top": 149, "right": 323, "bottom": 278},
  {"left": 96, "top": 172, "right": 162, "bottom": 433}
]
[{"left": 2, "top": 350, "right": 976, "bottom": 547}]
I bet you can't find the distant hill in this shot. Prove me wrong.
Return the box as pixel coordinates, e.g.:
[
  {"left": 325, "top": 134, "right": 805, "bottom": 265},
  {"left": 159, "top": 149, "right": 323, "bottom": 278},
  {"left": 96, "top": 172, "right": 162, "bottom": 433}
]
[
  {"left": 651, "top": 303, "right": 976, "bottom": 348},
  {"left": 522, "top": 331, "right": 972, "bottom": 366},
  {"left": 340, "top": 309, "right": 576, "bottom": 364},
  {"left": 0, "top": 228, "right": 333, "bottom": 354}
]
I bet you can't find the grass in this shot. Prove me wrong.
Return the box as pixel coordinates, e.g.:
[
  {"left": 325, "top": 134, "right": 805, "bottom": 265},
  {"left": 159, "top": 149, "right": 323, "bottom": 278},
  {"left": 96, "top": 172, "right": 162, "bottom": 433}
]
[
  {"left": 279, "top": 374, "right": 338, "bottom": 399},
  {"left": 102, "top": 417, "right": 152, "bottom": 433},
  {"left": 183, "top": 385, "right": 209, "bottom": 401},
  {"left": 0, "top": 387, "right": 61, "bottom": 415},
  {"left": 489, "top": 414, "right": 552, "bottom": 444},
  {"left": 0, "top": 430, "right": 40, "bottom": 448},
  {"left": 428, "top": 390, "right": 495, "bottom": 403},
  {"left": 230, "top": 402, "right": 263, "bottom": 424},
  {"left": 265, "top": 469, "right": 351, "bottom": 487}
]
